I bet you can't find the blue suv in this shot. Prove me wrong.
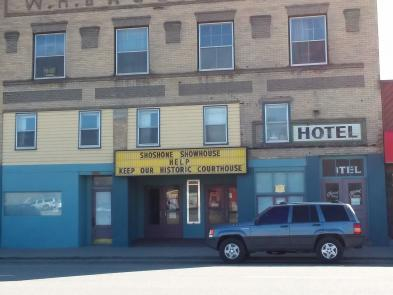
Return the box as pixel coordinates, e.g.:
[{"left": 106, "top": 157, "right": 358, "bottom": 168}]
[{"left": 207, "top": 202, "right": 363, "bottom": 263}]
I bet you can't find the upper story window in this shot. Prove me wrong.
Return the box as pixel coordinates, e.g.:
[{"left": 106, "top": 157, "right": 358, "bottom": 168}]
[
  {"left": 137, "top": 109, "right": 160, "bottom": 147},
  {"left": 34, "top": 33, "right": 65, "bottom": 79},
  {"left": 204, "top": 106, "right": 228, "bottom": 145},
  {"left": 264, "top": 103, "right": 289, "bottom": 143},
  {"left": 116, "top": 27, "right": 149, "bottom": 75},
  {"left": 16, "top": 113, "right": 37, "bottom": 150},
  {"left": 290, "top": 15, "right": 327, "bottom": 66},
  {"left": 199, "top": 22, "right": 234, "bottom": 71},
  {"left": 79, "top": 111, "right": 101, "bottom": 148}
]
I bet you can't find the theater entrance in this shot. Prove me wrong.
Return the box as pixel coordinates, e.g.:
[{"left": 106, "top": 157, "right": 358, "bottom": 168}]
[{"left": 144, "top": 186, "right": 183, "bottom": 239}]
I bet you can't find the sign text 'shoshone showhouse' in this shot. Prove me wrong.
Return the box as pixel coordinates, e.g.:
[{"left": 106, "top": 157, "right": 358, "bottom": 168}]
[{"left": 115, "top": 147, "right": 247, "bottom": 176}]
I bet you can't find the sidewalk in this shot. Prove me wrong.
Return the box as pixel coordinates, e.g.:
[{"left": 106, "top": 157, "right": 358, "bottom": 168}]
[{"left": 0, "top": 244, "right": 392, "bottom": 261}]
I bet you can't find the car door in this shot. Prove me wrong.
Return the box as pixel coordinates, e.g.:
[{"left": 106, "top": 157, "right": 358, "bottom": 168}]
[
  {"left": 248, "top": 206, "right": 290, "bottom": 251},
  {"left": 289, "top": 205, "right": 321, "bottom": 250}
]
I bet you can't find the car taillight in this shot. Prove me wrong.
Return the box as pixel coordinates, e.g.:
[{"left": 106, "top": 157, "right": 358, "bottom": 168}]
[
  {"left": 353, "top": 223, "right": 362, "bottom": 235},
  {"left": 208, "top": 229, "right": 215, "bottom": 238}
]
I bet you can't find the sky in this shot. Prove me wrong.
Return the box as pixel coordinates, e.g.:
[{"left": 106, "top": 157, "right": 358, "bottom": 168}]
[{"left": 378, "top": 0, "right": 393, "bottom": 80}]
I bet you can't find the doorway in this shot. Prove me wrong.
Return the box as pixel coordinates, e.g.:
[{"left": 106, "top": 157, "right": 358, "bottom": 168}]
[
  {"left": 322, "top": 179, "right": 368, "bottom": 234},
  {"left": 206, "top": 185, "right": 238, "bottom": 229},
  {"left": 92, "top": 191, "right": 112, "bottom": 244},
  {"left": 144, "top": 186, "right": 183, "bottom": 239}
]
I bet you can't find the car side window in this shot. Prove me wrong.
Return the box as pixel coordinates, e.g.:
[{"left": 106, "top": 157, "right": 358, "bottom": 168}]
[
  {"left": 320, "top": 205, "right": 350, "bottom": 222},
  {"left": 258, "top": 206, "right": 289, "bottom": 225},
  {"left": 292, "top": 205, "right": 320, "bottom": 223}
]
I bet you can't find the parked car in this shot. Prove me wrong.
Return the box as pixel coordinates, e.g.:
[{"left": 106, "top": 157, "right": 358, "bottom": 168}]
[{"left": 207, "top": 202, "right": 363, "bottom": 263}]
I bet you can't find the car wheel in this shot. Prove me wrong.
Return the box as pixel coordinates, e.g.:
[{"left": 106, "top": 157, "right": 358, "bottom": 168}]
[
  {"left": 219, "top": 238, "right": 247, "bottom": 264},
  {"left": 316, "top": 237, "right": 343, "bottom": 263}
]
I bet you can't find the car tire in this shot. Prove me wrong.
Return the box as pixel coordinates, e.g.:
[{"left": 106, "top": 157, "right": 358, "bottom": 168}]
[
  {"left": 219, "top": 238, "right": 247, "bottom": 264},
  {"left": 316, "top": 237, "right": 343, "bottom": 263}
]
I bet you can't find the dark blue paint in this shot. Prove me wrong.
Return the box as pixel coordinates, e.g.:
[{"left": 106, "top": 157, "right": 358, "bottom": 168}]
[
  {"left": 2, "top": 164, "right": 112, "bottom": 249},
  {"left": 306, "top": 156, "right": 321, "bottom": 202},
  {"left": 366, "top": 154, "right": 389, "bottom": 245},
  {"left": 112, "top": 176, "right": 129, "bottom": 246},
  {"left": 237, "top": 169, "right": 255, "bottom": 222}
]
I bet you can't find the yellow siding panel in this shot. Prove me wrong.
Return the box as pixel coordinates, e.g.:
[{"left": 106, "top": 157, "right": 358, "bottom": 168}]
[
  {"left": 3, "top": 110, "right": 113, "bottom": 165},
  {"left": 127, "top": 103, "right": 241, "bottom": 149}
]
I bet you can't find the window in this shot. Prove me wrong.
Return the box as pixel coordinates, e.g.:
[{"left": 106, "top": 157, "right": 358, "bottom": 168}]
[
  {"left": 199, "top": 22, "right": 234, "bottom": 71},
  {"left": 256, "top": 171, "right": 304, "bottom": 213},
  {"left": 137, "top": 109, "right": 159, "bottom": 146},
  {"left": 257, "top": 206, "right": 289, "bottom": 225},
  {"left": 292, "top": 205, "right": 319, "bottom": 223},
  {"left": 187, "top": 180, "right": 200, "bottom": 224},
  {"left": 320, "top": 205, "right": 350, "bottom": 222},
  {"left": 4, "top": 192, "right": 62, "bottom": 216},
  {"left": 290, "top": 15, "right": 327, "bottom": 66},
  {"left": 204, "top": 106, "right": 228, "bottom": 145},
  {"left": 265, "top": 104, "right": 289, "bottom": 143},
  {"left": 79, "top": 111, "right": 101, "bottom": 148},
  {"left": 116, "top": 27, "right": 149, "bottom": 75},
  {"left": 16, "top": 113, "right": 37, "bottom": 149},
  {"left": 34, "top": 33, "right": 65, "bottom": 79}
]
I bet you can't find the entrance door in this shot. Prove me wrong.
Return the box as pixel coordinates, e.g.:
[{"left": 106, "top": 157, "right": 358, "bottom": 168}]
[
  {"left": 322, "top": 179, "right": 368, "bottom": 235},
  {"left": 145, "top": 186, "right": 182, "bottom": 239},
  {"left": 92, "top": 191, "right": 112, "bottom": 244},
  {"left": 206, "top": 186, "right": 238, "bottom": 229}
]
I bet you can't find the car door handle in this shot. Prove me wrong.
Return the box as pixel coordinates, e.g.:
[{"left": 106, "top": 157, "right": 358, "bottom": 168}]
[
  {"left": 280, "top": 225, "right": 289, "bottom": 228},
  {"left": 312, "top": 223, "right": 321, "bottom": 227}
]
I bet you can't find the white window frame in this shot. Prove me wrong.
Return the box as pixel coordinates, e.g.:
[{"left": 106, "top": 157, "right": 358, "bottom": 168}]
[
  {"left": 203, "top": 105, "right": 228, "bottom": 145},
  {"left": 115, "top": 27, "right": 149, "bottom": 76},
  {"left": 187, "top": 180, "right": 201, "bottom": 224},
  {"left": 289, "top": 15, "right": 328, "bottom": 67},
  {"left": 264, "top": 103, "right": 290, "bottom": 144},
  {"left": 34, "top": 32, "right": 66, "bottom": 80},
  {"left": 137, "top": 108, "right": 160, "bottom": 147},
  {"left": 198, "top": 21, "right": 234, "bottom": 71},
  {"left": 79, "top": 111, "right": 101, "bottom": 149},
  {"left": 15, "top": 112, "right": 37, "bottom": 150}
]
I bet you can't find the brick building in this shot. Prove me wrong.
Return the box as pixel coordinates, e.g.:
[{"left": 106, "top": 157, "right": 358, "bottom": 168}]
[{"left": 0, "top": 0, "right": 389, "bottom": 248}]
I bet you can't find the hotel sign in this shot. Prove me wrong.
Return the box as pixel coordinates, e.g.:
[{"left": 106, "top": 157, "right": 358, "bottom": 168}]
[
  {"left": 115, "top": 147, "right": 247, "bottom": 176},
  {"left": 293, "top": 123, "right": 362, "bottom": 143}
]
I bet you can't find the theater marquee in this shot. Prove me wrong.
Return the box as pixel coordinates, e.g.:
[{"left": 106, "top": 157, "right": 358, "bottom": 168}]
[{"left": 115, "top": 147, "right": 247, "bottom": 176}]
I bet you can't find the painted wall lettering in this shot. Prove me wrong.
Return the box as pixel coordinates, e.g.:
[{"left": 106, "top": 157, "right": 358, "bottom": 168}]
[{"left": 26, "top": 0, "right": 43, "bottom": 10}]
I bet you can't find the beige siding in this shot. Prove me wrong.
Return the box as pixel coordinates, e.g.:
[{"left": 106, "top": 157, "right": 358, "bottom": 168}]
[
  {"left": 128, "top": 103, "right": 241, "bottom": 149},
  {"left": 3, "top": 110, "right": 113, "bottom": 165}
]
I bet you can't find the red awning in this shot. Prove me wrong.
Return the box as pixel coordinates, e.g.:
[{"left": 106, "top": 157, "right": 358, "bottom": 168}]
[{"left": 385, "top": 131, "right": 393, "bottom": 163}]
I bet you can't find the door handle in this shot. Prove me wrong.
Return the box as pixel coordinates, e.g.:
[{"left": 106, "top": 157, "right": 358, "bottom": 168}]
[
  {"left": 280, "top": 225, "right": 289, "bottom": 228},
  {"left": 312, "top": 223, "right": 321, "bottom": 227}
]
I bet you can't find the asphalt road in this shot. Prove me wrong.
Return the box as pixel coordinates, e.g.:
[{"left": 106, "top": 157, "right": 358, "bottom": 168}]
[{"left": 0, "top": 259, "right": 393, "bottom": 295}]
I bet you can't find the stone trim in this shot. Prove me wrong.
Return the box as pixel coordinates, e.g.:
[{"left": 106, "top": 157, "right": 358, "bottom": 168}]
[
  {"left": 286, "top": 3, "right": 329, "bottom": 17},
  {"left": 4, "top": 31, "right": 19, "bottom": 53},
  {"left": 95, "top": 85, "right": 165, "bottom": 99},
  {"left": 3, "top": 63, "right": 365, "bottom": 87},
  {"left": 31, "top": 21, "right": 68, "bottom": 33},
  {"left": 112, "top": 16, "right": 151, "bottom": 28},
  {"left": 5, "top": 0, "right": 245, "bottom": 18},
  {"left": 80, "top": 26, "right": 100, "bottom": 49},
  {"left": 164, "top": 21, "right": 182, "bottom": 44},
  {"left": 344, "top": 9, "right": 361, "bottom": 33},
  {"left": 3, "top": 89, "right": 82, "bottom": 104},
  {"left": 113, "top": 109, "right": 128, "bottom": 151},
  {"left": 250, "top": 15, "right": 272, "bottom": 39},
  {"left": 179, "top": 81, "right": 252, "bottom": 96},
  {"left": 195, "top": 10, "right": 236, "bottom": 23},
  {"left": 267, "top": 75, "right": 365, "bottom": 92}
]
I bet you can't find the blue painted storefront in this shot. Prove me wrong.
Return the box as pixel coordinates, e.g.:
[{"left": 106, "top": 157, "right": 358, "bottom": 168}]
[{"left": 0, "top": 153, "right": 389, "bottom": 248}]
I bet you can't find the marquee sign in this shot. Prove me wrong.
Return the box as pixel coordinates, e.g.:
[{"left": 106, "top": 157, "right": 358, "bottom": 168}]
[
  {"left": 293, "top": 123, "right": 362, "bottom": 143},
  {"left": 115, "top": 147, "right": 247, "bottom": 176}
]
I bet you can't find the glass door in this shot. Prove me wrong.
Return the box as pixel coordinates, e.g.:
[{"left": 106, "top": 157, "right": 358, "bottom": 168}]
[
  {"left": 206, "top": 185, "right": 238, "bottom": 228},
  {"left": 93, "top": 191, "right": 112, "bottom": 244}
]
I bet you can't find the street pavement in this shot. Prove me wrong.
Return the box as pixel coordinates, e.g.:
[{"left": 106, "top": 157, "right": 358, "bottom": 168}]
[{"left": 0, "top": 259, "right": 393, "bottom": 295}]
